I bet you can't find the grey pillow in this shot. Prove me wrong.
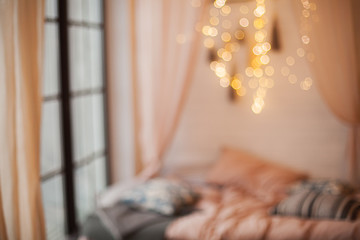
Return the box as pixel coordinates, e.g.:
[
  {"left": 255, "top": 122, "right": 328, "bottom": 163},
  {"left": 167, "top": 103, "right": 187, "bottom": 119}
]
[{"left": 271, "top": 190, "right": 360, "bottom": 221}]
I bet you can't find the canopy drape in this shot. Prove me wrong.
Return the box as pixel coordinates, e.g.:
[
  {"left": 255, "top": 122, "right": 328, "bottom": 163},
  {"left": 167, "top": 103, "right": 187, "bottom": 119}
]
[
  {"left": 293, "top": 0, "right": 360, "bottom": 183},
  {"left": 133, "top": 0, "right": 206, "bottom": 179},
  {"left": 0, "top": 0, "right": 46, "bottom": 239}
]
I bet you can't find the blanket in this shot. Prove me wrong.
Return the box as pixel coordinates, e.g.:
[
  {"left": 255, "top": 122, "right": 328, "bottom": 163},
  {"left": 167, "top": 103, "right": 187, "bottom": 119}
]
[{"left": 166, "top": 184, "right": 360, "bottom": 240}]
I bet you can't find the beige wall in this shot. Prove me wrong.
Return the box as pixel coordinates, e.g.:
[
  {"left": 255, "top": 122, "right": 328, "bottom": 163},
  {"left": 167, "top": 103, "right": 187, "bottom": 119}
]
[{"left": 163, "top": 0, "right": 349, "bottom": 180}]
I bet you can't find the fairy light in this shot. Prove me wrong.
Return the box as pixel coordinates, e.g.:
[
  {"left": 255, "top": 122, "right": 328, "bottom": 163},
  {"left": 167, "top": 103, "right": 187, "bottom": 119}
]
[{"left": 202, "top": 0, "right": 318, "bottom": 114}]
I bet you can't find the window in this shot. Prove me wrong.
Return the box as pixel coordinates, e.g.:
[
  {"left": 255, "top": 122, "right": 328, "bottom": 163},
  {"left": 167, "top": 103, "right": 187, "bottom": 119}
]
[{"left": 41, "top": 0, "right": 109, "bottom": 238}]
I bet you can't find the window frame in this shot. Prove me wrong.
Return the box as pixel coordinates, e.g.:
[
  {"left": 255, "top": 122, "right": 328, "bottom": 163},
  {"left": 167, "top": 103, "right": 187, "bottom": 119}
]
[{"left": 41, "top": 0, "right": 111, "bottom": 236}]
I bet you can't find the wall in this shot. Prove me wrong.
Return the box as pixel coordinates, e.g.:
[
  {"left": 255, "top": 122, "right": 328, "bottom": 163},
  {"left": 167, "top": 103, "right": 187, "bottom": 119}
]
[{"left": 163, "top": 0, "right": 349, "bottom": 180}]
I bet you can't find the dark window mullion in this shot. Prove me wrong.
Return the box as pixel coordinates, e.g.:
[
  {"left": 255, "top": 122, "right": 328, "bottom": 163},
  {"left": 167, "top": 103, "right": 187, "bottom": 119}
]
[{"left": 58, "top": 0, "right": 77, "bottom": 234}]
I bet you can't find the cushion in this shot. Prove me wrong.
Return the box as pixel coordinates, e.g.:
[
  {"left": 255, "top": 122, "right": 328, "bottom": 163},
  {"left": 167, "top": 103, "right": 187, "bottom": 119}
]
[
  {"left": 206, "top": 147, "right": 307, "bottom": 193},
  {"left": 118, "top": 178, "right": 198, "bottom": 216},
  {"left": 271, "top": 190, "right": 360, "bottom": 221},
  {"left": 289, "top": 179, "right": 355, "bottom": 195}
]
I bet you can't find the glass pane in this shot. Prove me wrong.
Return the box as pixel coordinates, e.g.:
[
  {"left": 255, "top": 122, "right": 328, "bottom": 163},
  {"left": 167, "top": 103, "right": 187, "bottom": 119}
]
[
  {"left": 68, "top": 0, "right": 103, "bottom": 24},
  {"left": 92, "top": 93, "right": 105, "bottom": 154},
  {"left": 42, "top": 175, "right": 65, "bottom": 240},
  {"left": 93, "top": 157, "right": 106, "bottom": 195},
  {"left": 69, "top": 27, "right": 103, "bottom": 92},
  {"left": 75, "top": 164, "right": 95, "bottom": 224},
  {"left": 88, "top": 28, "right": 104, "bottom": 89},
  {"left": 68, "top": 0, "right": 83, "bottom": 22},
  {"left": 43, "top": 22, "right": 60, "bottom": 97},
  {"left": 45, "top": 0, "right": 58, "bottom": 19},
  {"left": 41, "top": 100, "right": 62, "bottom": 175},
  {"left": 85, "top": 0, "right": 103, "bottom": 23},
  {"left": 69, "top": 26, "right": 90, "bottom": 92},
  {"left": 71, "top": 93, "right": 105, "bottom": 162}
]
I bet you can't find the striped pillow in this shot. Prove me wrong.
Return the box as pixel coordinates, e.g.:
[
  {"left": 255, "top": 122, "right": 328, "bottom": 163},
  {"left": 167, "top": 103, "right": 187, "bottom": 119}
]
[{"left": 271, "top": 190, "right": 360, "bottom": 221}]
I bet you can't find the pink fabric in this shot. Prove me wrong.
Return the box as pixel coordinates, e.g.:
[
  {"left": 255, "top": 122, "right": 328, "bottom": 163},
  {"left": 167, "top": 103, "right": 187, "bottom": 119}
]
[
  {"left": 134, "top": 0, "right": 207, "bottom": 179},
  {"left": 166, "top": 185, "right": 360, "bottom": 240},
  {"left": 206, "top": 147, "right": 308, "bottom": 194},
  {"left": 291, "top": 0, "right": 360, "bottom": 183}
]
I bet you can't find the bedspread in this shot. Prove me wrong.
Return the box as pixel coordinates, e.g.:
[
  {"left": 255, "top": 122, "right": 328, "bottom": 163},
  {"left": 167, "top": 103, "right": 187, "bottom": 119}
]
[{"left": 165, "top": 185, "right": 360, "bottom": 240}]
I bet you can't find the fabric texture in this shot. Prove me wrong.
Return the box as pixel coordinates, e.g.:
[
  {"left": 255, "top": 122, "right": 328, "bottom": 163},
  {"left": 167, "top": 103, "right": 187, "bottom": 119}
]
[
  {"left": 292, "top": 0, "right": 360, "bottom": 183},
  {"left": 118, "top": 178, "right": 198, "bottom": 216},
  {"left": 289, "top": 179, "right": 355, "bottom": 195},
  {"left": 271, "top": 190, "right": 360, "bottom": 221},
  {"left": 166, "top": 184, "right": 360, "bottom": 240},
  {"left": 133, "top": 0, "right": 207, "bottom": 179},
  {"left": 0, "top": 0, "right": 46, "bottom": 239},
  {"left": 84, "top": 202, "right": 171, "bottom": 240},
  {"left": 206, "top": 147, "right": 307, "bottom": 194}
]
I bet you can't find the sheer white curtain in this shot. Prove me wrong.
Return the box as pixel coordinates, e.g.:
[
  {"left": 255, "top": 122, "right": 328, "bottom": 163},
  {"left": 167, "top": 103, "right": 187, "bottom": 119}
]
[
  {"left": 293, "top": 0, "right": 360, "bottom": 183},
  {"left": 0, "top": 0, "right": 46, "bottom": 239},
  {"left": 133, "top": 0, "right": 206, "bottom": 179}
]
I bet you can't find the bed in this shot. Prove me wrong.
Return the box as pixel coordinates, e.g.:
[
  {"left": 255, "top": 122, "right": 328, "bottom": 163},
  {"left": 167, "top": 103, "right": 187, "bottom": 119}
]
[{"left": 82, "top": 147, "right": 360, "bottom": 240}]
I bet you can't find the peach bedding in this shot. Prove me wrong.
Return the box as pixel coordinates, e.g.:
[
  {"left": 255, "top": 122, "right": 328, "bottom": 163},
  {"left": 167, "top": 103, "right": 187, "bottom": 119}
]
[
  {"left": 166, "top": 148, "right": 360, "bottom": 240},
  {"left": 165, "top": 184, "right": 360, "bottom": 240}
]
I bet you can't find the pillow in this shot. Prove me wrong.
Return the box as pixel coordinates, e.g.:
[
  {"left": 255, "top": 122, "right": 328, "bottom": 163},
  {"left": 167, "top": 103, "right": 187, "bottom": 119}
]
[
  {"left": 206, "top": 147, "right": 307, "bottom": 193},
  {"left": 270, "top": 190, "right": 360, "bottom": 221},
  {"left": 289, "top": 179, "right": 355, "bottom": 195},
  {"left": 118, "top": 178, "right": 198, "bottom": 216}
]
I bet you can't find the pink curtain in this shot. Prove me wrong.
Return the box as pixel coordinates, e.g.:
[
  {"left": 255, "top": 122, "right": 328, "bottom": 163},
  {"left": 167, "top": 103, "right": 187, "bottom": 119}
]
[
  {"left": 0, "top": 0, "right": 46, "bottom": 239},
  {"left": 133, "top": 0, "right": 206, "bottom": 179},
  {"left": 293, "top": 0, "right": 360, "bottom": 183}
]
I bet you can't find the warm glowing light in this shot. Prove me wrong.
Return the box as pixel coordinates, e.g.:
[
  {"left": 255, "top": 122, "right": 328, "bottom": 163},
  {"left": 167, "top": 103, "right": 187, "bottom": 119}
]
[
  {"left": 253, "top": 68, "right": 263, "bottom": 78},
  {"left": 288, "top": 74, "right": 297, "bottom": 84},
  {"left": 210, "top": 61, "right": 218, "bottom": 71},
  {"left": 245, "top": 67, "right": 254, "bottom": 77},
  {"left": 222, "top": 51, "right": 232, "bottom": 61},
  {"left": 225, "top": 43, "right": 235, "bottom": 52},
  {"left": 265, "top": 66, "right": 274, "bottom": 76},
  {"left": 222, "top": 20, "right": 232, "bottom": 29},
  {"left": 255, "top": 30, "right": 266, "bottom": 42},
  {"left": 254, "top": 18, "right": 265, "bottom": 29},
  {"left": 239, "top": 18, "right": 249, "bottom": 27},
  {"left": 297, "top": 48, "right": 305, "bottom": 57},
  {"left": 309, "top": 2, "right": 317, "bottom": 11},
  {"left": 286, "top": 56, "right": 295, "bottom": 66},
  {"left": 235, "top": 30, "right": 245, "bottom": 40},
  {"left": 176, "top": 34, "right": 186, "bottom": 44},
  {"left": 202, "top": 25, "right": 210, "bottom": 35},
  {"left": 231, "top": 79, "right": 242, "bottom": 90},
  {"left": 214, "top": 0, "right": 226, "bottom": 8},
  {"left": 221, "top": 5, "right": 231, "bottom": 15},
  {"left": 301, "top": 35, "right": 310, "bottom": 44},
  {"left": 281, "top": 66, "right": 290, "bottom": 76},
  {"left": 260, "top": 55, "right": 270, "bottom": 65},
  {"left": 208, "top": 27, "right": 218, "bottom": 37},
  {"left": 217, "top": 48, "right": 225, "bottom": 58},
  {"left": 262, "top": 42, "right": 271, "bottom": 52},
  {"left": 254, "top": 5, "right": 266, "bottom": 17},
  {"left": 253, "top": 45, "right": 263, "bottom": 55},
  {"left": 215, "top": 62, "right": 227, "bottom": 77},
  {"left": 221, "top": 32, "right": 231, "bottom": 42},
  {"left": 254, "top": 97, "right": 265, "bottom": 106},
  {"left": 203, "top": 38, "right": 215, "bottom": 48},
  {"left": 210, "top": 17, "right": 219, "bottom": 26},
  {"left": 220, "top": 77, "right": 230, "bottom": 87},
  {"left": 304, "top": 77, "right": 312, "bottom": 86},
  {"left": 252, "top": 103, "right": 263, "bottom": 114},
  {"left": 236, "top": 87, "right": 247, "bottom": 96}
]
